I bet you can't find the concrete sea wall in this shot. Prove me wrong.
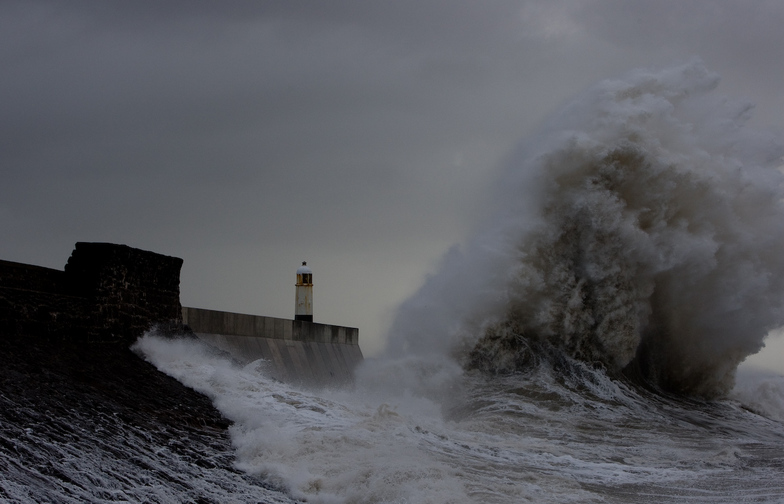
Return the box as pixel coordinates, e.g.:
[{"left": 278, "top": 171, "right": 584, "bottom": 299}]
[{"left": 182, "top": 307, "right": 363, "bottom": 386}]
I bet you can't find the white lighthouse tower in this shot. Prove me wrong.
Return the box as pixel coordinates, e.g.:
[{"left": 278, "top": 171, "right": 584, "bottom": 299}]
[{"left": 295, "top": 261, "right": 313, "bottom": 322}]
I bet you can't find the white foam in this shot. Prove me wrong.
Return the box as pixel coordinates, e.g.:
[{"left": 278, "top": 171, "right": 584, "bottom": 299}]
[
  {"left": 134, "top": 61, "right": 784, "bottom": 502},
  {"left": 136, "top": 333, "right": 784, "bottom": 503},
  {"left": 387, "top": 60, "right": 784, "bottom": 396},
  {"left": 731, "top": 368, "right": 784, "bottom": 422},
  {"left": 135, "top": 335, "right": 476, "bottom": 503}
]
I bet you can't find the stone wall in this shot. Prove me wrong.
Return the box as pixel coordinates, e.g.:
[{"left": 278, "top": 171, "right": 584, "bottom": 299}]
[
  {"left": 0, "top": 243, "right": 183, "bottom": 344},
  {"left": 0, "top": 259, "right": 92, "bottom": 340},
  {"left": 1, "top": 243, "right": 363, "bottom": 386}
]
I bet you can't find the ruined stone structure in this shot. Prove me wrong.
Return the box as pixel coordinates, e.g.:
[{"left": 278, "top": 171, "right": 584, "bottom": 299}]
[
  {"left": 0, "top": 243, "right": 183, "bottom": 344},
  {"left": 0, "top": 243, "right": 362, "bottom": 386}
]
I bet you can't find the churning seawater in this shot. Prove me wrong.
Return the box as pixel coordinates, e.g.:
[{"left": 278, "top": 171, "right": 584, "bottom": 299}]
[
  {"left": 139, "top": 60, "right": 784, "bottom": 503},
  {"left": 137, "top": 335, "right": 784, "bottom": 503}
]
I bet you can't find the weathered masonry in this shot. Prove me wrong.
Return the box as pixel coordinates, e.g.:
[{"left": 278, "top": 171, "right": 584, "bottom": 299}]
[
  {"left": 0, "top": 243, "right": 182, "bottom": 344},
  {"left": 182, "top": 307, "right": 363, "bottom": 387},
  {"left": 0, "top": 243, "right": 363, "bottom": 387}
]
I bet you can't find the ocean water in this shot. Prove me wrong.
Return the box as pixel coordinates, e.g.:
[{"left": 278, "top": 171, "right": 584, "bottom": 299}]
[
  {"left": 387, "top": 60, "right": 784, "bottom": 399},
  {"left": 137, "top": 60, "right": 784, "bottom": 503},
  {"left": 5, "top": 60, "right": 784, "bottom": 503},
  {"left": 135, "top": 335, "right": 784, "bottom": 503}
]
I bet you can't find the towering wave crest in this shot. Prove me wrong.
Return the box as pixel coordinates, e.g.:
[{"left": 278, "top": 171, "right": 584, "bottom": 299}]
[{"left": 387, "top": 61, "right": 784, "bottom": 397}]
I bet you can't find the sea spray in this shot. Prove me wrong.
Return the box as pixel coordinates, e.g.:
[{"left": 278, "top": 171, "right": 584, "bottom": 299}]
[
  {"left": 127, "top": 62, "right": 784, "bottom": 504},
  {"left": 134, "top": 334, "right": 475, "bottom": 503},
  {"left": 386, "top": 61, "right": 784, "bottom": 397},
  {"left": 135, "top": 331, "right": 784, "bottom": 503},
  {"left": 731, "top": 368, "right": 784, "bottom": 422}
]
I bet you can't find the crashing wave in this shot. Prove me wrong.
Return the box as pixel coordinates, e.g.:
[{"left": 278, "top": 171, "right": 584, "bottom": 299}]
[{"left": 387, "top": 61, "right": 784, "bottom": 398}]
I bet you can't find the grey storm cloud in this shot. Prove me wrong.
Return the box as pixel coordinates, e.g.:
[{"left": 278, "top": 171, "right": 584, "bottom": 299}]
[{"left": 2, "top": 0, "right": 783, "bottom": 358}]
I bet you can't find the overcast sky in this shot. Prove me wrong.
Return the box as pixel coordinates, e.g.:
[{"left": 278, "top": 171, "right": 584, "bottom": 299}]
[{"left": 2, "top": 0, "right": 783, "bottom": 368}]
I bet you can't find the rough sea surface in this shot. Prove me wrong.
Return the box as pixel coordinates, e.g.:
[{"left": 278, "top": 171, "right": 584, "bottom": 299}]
[
  {"left": 0, "top": 340, "right": 297, "bottom": 504},
  {"left": 132, "top": 335, "right": 784, "bottom": 503},
  {"left": 4, "top": 61, "right": 784, "bottom": 503}
]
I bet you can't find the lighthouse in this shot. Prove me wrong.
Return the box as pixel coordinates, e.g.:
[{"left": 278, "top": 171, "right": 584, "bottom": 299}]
[{"left": 295, "top": 261, "right": 313, "bottom": 322}]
